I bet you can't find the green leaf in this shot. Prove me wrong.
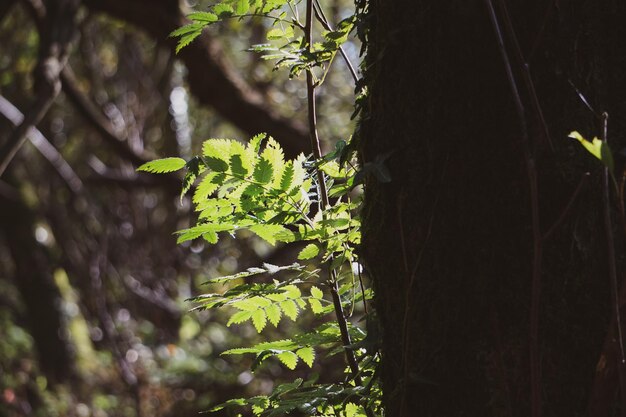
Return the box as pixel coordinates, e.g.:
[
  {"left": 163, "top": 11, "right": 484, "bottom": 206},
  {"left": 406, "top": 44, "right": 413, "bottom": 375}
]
[
  {"left": 249, "top": 224, "right": 288, "bottom": 245},
  {"left": 230, "top": 154, "right": 249, "bottom": 177},
  {"left": 187, "top": 11, "right": 218, "bottom": 23},
  {"left": 265, "top": 303, "right": 282, "bottom": 327},
  {"left": 267, "top": 26, "right": 294, "bottom": 41},
  {"left": 278, "top": 161, "right": 295, "bottom": 191},
  {"left": 569, "top": 131, "right": 615, "bottom": 172},
  {"left": 308, "top": 298, "right": 324, "bottom": 314},
  {"left": 295, "top": 347, "right": 315, "bottom": 367},
  {"left": 276, "top": 351, "right": 298, "bottom": 370},
  {"left": 169, "top": 22, "right": 203, "bottom": 38},
  {"left": 181, "top": 156, "right": 203, "bottom": 198},
  {"left": 203, "top": 156, "right": 229, "bottom": 172},
  {"left": 310, "top": 286, "right": 323, "bottom": 299},
  {"left": 208, "top": 398, "right": 247, "bottom": 412},
  {"left": 235, "top": 0, "right": 250, "bottom": 15},
  {"left": 227, "top": 310, "right": 254, "bottom": 326},
  {"left": 253, "top": 157, "right": 273, "bottom": 184},
  {"left": 297, "top": 243, "right": 319, "bottom": 260},
  {"left": 193, "top": 172, "right": 223, "bottom": 205},
  {"left": 137, "top": 157, "right": 186, "bottom": 173},
  {"left": 175, "top": 223, "right": 235, "bottom": 243},
  {"left": 213, "top": 3, "right": 234, "bottom": 18},
  {"left": 251, "top": 309, "right": 267, "bottom": 332},
  {"left": 280, "top": 300, "right": 299, "bottom": 321}
]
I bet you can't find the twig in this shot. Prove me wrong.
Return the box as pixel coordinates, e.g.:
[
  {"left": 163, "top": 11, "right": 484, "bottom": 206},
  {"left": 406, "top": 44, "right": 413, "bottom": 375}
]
[
  {"left": 601, "top": 113, "right": 625, "bottom": 366},
  {"left": 0, "top": 95, "right": 83, "bottom": 193},
  {"left": 312, "top": 0, "right": 359, "bottom": 84},
  {"left": 305, "top": 0, "right": 366, "bottom": 404},
  {"left": 484, "top": 2, "right": 543, "bottom": 416},
  {"left": 60, "top": 67, "right": 156, "bottom": 167},
  {"left": 568, "top": 80, "right": 601, "bottom": 119},
  {"left": 496, "top": 0, "right": 553, "bottom": 151},
  {"left": 0, "top": 0, "right": 80, "bottom": 176},
  {"left": 0, "top": 88, "right": 59, "bottom": 176},
  {"left": 542, "top": 172, "right": 589, "bottom": 241}
]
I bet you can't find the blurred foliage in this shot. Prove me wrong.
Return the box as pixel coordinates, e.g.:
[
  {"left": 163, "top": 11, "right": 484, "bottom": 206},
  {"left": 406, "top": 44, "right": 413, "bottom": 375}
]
[{"left": 0, "top": 0, "right": 358, "bottom": 416}]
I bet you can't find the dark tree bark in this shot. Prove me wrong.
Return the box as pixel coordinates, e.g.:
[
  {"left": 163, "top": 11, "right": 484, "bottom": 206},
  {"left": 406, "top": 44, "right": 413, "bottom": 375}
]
[
  {"left": 360, "top": 1, "right": 626, "bottom": 416},
  {"left": 0, "top": 185, "right": 76, "bottom": 385}
]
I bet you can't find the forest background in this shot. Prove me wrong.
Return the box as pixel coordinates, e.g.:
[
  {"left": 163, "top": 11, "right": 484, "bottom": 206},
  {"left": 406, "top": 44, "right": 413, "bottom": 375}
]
[{"left": 0, "top": 0, "right": 360, "bottom": 416}]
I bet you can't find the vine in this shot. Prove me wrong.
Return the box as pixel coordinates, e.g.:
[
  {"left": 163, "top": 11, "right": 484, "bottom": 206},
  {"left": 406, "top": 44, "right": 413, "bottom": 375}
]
[{"left": 139, "top": 1, "right": 380, "bottom": 416}]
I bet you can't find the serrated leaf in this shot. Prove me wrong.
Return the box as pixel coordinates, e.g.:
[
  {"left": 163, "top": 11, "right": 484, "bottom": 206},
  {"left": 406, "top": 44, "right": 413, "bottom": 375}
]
[
  {"left": 230, "top": 153, "right": 248, "bottom": 177},
  {"left": 235, "top": 0, "right": 250, "bottom": 15},
  {"left": 265, "top": 303, "right": 282, "bottom": 327},
  {"left": 204, "top": 267, "right": 266, "bottom": 284},
  {"left": 208, "top": 398, "right": 247, "bottom": 412},
  {"left": 137, "top": 157, "right": 186, "bottom": 173},
  {"left": 251, "top": 396, "right": 270, "bottom": 415},
  {"left": 295, "top": 347, "right": 315, "bottom": 367},
  {"left": 279, "top": 161, "right": 295, "bottom": 191},
  {"left": 251, "top": 309, "right": 267, "bottom": 332},
  {"left": 203, "top": 156, "right": 229, "bottom": 172},
  {"left": 175, "top": 223, "right": 235, "bottom": 243},
  {"left": 308, "top": 298, "right": 324, "bottom": 314},
  {"left": 298, "top": 243, "right": 319, "bottom": 260},
  {"left": 267, "top": 26, "right": 294, "bottom": 40},
  {"left": 249, "top": 224, "right": 288, "bottom": 245},
  {"left": 253, "top": 157, "right": 273, "bottom": 184},
  {"left": 169, "top": 22, "right": 203, "bottom": 38},
  {"left": 227, "top": 310, "right": 253, "bottom": 326},
  {"left": 310, "top": 286, "right": 323, "bottom": 299},
  {"left": 193, "top": 172, "right": 223, "bottom": 204},
  {"left": 248, "top": 133, "right": 266, "bottom": 154},
  {"left": 276, "top": 351, "right": 298, "bottom": 370},
  {"left": 187, "top": 11, "right": 218, "bottom": 23},
  {"left": 213, "top": 3, "right": 234, "bottom": 17},
  {"left": 282, "top": 284, "right": 301, "bottom": 299},
  {"left": 180, "top": 156, "right": 203, "bottom": 198},
  {"left": 280, "top": 300, "right": 299, "bottom": 321}
]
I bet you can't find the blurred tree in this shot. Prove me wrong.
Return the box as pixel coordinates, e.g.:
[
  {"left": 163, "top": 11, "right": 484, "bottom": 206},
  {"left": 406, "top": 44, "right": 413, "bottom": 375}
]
[
  {"left": 360, "top": 1, "right": 626, "bottom": 416},
  {"left": 0, "top": 0, "right": 356, "bottom": 416}
]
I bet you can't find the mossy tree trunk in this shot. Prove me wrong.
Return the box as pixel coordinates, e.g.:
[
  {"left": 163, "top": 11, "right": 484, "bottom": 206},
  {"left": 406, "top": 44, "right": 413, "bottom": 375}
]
[{"left": 359, "top": 1, "right": 626, "bottom": 416}]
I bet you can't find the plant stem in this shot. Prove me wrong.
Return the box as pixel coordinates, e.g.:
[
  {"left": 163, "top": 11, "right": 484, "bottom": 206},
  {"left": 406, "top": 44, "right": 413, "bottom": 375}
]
[
  {"left": 601, "top": 113, "right": 626, "bottom": 366},
  {"left": 484, "top": 2, "right": 542, "bottom": 416},
  {"left": 305, "top": 0, "right": 362, "bottom": 388}
]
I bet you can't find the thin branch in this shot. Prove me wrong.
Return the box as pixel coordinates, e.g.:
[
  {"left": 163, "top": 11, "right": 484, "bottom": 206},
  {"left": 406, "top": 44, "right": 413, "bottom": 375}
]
[
  {"left": 568, "top": 79, "right": 602, "bottom": 120},
  {"left": 306, "top": 0, "right": 363, "bottom": 393},
  {"left": 0, "top": 95, "right": 83, "bottom": 193},
  {"left": 83, "top": 0, "right": 311, "bottom": 158},
  {"left": 0, "top": 87, "right": 59, "bottom": 176},
  {"left": 312, "top": 0, "right": 359, "bottom": 84},
  {"left": 496, "top": 0, "right": 553, "bottom": 151},
  {"left": 542, "top": 172, "right": 589, "bottom": 241},
  {"left": 60, "top": 67, "right": 156, "bottom": 167},
  {"left": 601, "top": 112, "right": 625, "bottom": 366},
  {"left": 484, "top": 2, "right": 543, "bottom": 417},
  {"left": 0, "top": 0, "right": 80, "bottom": 176}
]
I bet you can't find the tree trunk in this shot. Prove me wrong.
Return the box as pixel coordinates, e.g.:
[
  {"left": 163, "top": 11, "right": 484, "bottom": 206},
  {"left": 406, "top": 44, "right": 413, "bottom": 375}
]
[
  {"left": 0, "top": 185, "right": 76, "bottom": 385},
  {"left": 359, "top": 1, "right": 626, "bottom": 416}
]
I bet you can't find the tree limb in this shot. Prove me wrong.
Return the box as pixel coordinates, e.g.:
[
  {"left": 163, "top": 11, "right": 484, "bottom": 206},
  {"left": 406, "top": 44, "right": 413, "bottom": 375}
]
[
  {"left": 82, "top": 0, "right": 310, "bottom": 158},
  {"left": 0, "top": 0, "right": 80, "bottom": 176},
  {"left": 0, "top": 94, "right": 83, "bottom": 193}
]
